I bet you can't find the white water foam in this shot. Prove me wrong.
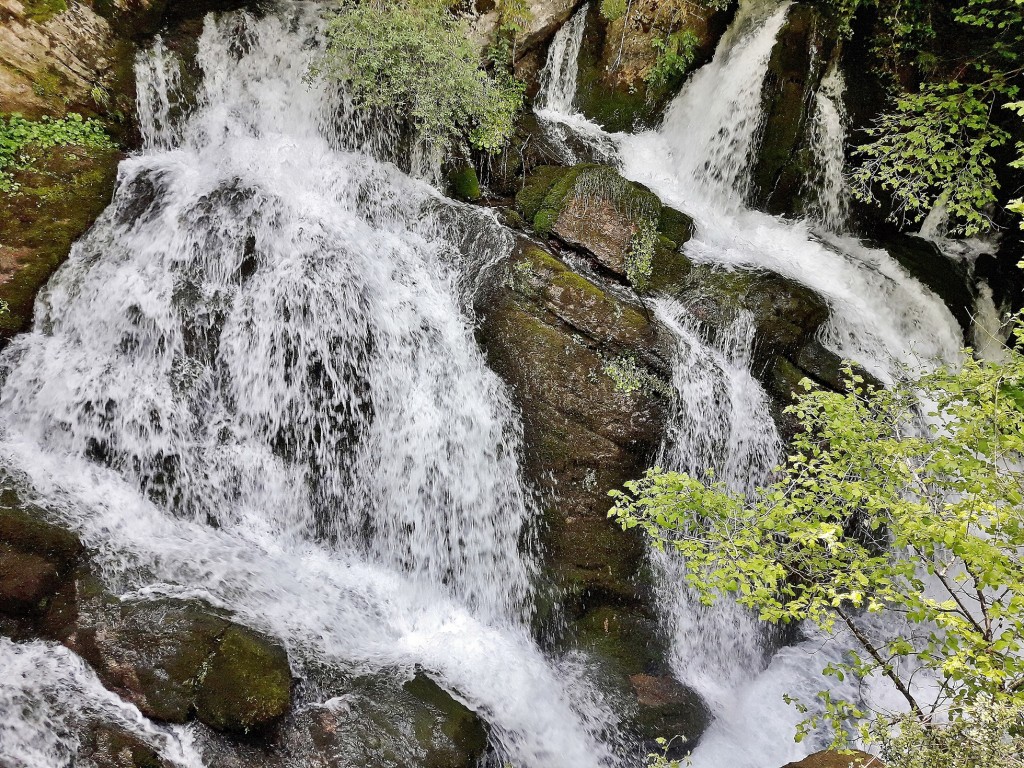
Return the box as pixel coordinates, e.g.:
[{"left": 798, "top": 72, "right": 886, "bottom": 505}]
[
  {"left": 0, "top": 638, "right": 204, "bottom": 768},
  {"left": 0, "top": 8, "right": 617, "bottom": 767},
  {"left": 805, "top": 65, "right": 850, "bottom": 231}
]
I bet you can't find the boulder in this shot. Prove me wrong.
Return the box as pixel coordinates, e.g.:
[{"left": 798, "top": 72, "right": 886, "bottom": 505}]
[
  {"left": 515, "top": 164, "right": 693, "bottom": 290},
  {"left": 79, "top": 723, "right": 174, "bottom": 768},
  {"left": 782, "top": 750, "right": 882, "bottom": 768},
  {"left": 629, "top": 673, "right": 710, "bottom": 754},
  {"left": 302, "top": 672, "right": 488, "bottom": 768},
  {"left": 59, "top": 593, "right": 292, "bottom": 733}
]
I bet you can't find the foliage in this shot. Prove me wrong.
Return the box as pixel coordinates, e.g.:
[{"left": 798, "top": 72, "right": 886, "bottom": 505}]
[
  {"left": 603, "top": 355, "right": 670, "bottom": 396},
  {"left": 314, "top": 0, "right": 525, "bottom": 154},
  {"left": 600, "top": 0, "right": 627, "bottom": 22},
  {"left": 1, "top": 113, "right": 114, "bottom": 193},
  {"left": 610, "top": 316, "right": 1024, "bottom": 744},
  {"left": 626, "top": 216, "right": 658, "bottom": 289},
  {"left": 848, "top": 0, "right": 1023, "bottom": 234},
  {"left": 645, "top": 30, "right": 700, "bottom": 93},
  {"left": 850, "top": 84, "right": 1012, "bottom": 235},
  {"left": 875, "top": 696, "right": 1024, "bottom": 768}
]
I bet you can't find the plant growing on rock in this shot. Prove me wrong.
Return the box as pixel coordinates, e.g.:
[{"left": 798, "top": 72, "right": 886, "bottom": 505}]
[
  {"left": 0, "top": 113, "right": 114, "bottom": 193},
  {"left": 314, "top": 0, "right": 525, "bottom": 155},
  {"left": 610, "top": 305, "right": 1024, "bottom": 747}
]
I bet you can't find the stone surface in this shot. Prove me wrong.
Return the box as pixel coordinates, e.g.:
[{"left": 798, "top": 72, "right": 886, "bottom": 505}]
[
  {"left": 515, "top": 164, "right": 691, "bottom": 289},
  {"left": 79, "top": 723, "right": 174, "bottom": 768},
  {"left": 749, "top": 2, "right": 840, "bottom": 216}
]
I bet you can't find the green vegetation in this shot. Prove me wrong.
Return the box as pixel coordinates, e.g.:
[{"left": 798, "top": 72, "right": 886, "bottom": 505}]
[
  {"left": 611, "top": 299, "right": 1024, "bottom": 750},
  {"left": 314, "top": 0, "right": 525, "bottom": 154},
  {"left": 599, "top": 0, "right": 627, "bottom": 22},
  {"left": 844, "top": 0, "right": 1023, "bottom": 234},
  {"left": 603, "top": 355, "right": 670, "bottom": 396},
  {"left": 22, "top": 0, "right": 67, "bottom": 23},
  {"left": 1, "top": 113, "right": 114, "bottom": 192},
  {"left": 645, "top": 30, "right": 700, "bottom": 93},
  {"left": 626, "top": 216, "right": 658, "bottom": 290}
]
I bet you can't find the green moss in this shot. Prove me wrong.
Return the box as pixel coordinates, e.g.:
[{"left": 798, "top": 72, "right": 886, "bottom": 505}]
[
  {"left": 0, "top": 490, "right": 83, "bottom": 568},
  {"left": 513, "top": 164, "right": 566, "bottom": 220},
  {"left": 599, "top": 0, "right": 627, "bottom": 21},
  {"left": 533, "top": 165, "right": 587, "bottom": 233},
  {"left": 22, "top": 0, "right": 67, "bottom": 23},
  {"left": 403, "top": 674, "right": 488, "bottom": 767},
  {"left": 194, "top": 625, "right": 292, "bottom": 734},
  {"left": 656, "top": 206, "right": 694, "bottom": 248},
  {"left": 0, "top": 144, "right": 119, "bottom": 338},
  {"left": 446, "top": 164, "right": 481, "bottom": 201},
  {"left": 646, "top": 237, "right": 692, "bottom": 293}
]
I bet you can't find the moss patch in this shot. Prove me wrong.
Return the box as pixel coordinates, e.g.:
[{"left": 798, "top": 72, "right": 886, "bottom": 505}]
[
  {"left": 22, "top": 0, "right": 68, "bottom": 24},
  {"left": 445, "top": 164, "right": 481, "bottom": 201},
  {"left": 0, "top": 144, "right": 120, "bottom": 339},
  {"left": 195, "top": 625, "right": 292, "bottom": 734}
]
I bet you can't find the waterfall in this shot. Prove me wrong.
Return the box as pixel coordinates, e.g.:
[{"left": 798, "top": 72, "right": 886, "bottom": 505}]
[
  {"left": 0, "top": 638, "right": 205, "bottom": 768},
  {"left": 535, "top": 3, "right": 589, "bottom": 114},
  {"left": 651, "top": 302, "right": 781, "bottom": 711},
  {"left": 805, "top": 65, "right": 850, "bottom": 231},
  {"left": 973, "top": 281, "right": 1011, "bottom": 362},
  {"left": 619, "top": 0, "right": 962, "bottom": 381},
  {"left": 528, "top": 0, "right": 965, "bottom": 765},
  {"left": 0, "top": 8, "right": 617, "bottom": 767}
]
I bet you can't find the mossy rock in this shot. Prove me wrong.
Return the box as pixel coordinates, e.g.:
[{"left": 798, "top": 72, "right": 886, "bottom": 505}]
[
  {"left": 445, "top": 164, "right": 481, "bottom": 202},
  {"left": 194, "top": 624, "right": 292, "bottom": 734},
  {"left": 0, "top": 488, "right": 84, "bottom": 568},
  {"left": 80, "top": 723, "right": 172, "bottom": 768},
  {"left": 0, "top": 144, "right": 120, "bottom": 340},
  {"left": 781, "top": 750, "right": 881, "bottom": 768},
  {"left": 403, "top": 673, "right": 489, "bottom": 768}
]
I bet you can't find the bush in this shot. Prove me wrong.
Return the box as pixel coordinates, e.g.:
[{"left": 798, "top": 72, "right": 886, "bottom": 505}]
[{"left": 314, "top": 0, "right": 525, "bottom": 154}]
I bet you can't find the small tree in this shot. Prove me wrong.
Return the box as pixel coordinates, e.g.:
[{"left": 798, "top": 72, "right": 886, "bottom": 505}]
[
  {"left": 313, "top": 0, "right": 525, "bottom": 155},
  {"left": 610, "top": 311, "right": 1024, "bottom": 745}
]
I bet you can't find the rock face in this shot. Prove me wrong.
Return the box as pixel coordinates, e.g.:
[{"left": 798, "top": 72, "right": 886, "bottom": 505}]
[
  {"left": 782, "top": 750, "right": 882, "bottom": 768},
  {"left": 749, "top": 3, "right": 840, "bottom": 216},
  {"left": 515, "top": 164, "right": 693, "bottom": 289},
  {"left": 0, "top": 488, "right": 293, "bottom": 735},
  {"left": 574, "top": 0, "right": 734, "bottom": 131}
]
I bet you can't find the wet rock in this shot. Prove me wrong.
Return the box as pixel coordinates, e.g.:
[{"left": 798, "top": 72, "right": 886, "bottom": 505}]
[
  {"left": 300, "top": 672, "right": 488, "bottom": 768},
  {"left": 79, "top": 723, "right": 173, "bottom": 768},
  {"left": 781, "top": 750, "right": 882, "bottom": 768},
  {"left": 445, "top": 164, "right": 482, "bottom": 202},
  {"left": 515, "top": 164, "right": 692, "bottom": 290},
  {"left": 0, "top": 490, "right": 84, "bottom": 616},
  {"left": 0, "top": 545, "right": 60, "bottom": 614},
  {"left": 883, "top": 234, "right": 974, "bottom": 339},
  {"left": 476, "top": 237, "right": 671, "bottom": 606},
  {"left": 629, "top": 673, "right": 710, "bottom": 753},
  {"left": 60, "top": 595, "right": 292, "bottom": 733},
  {"left": 749, "top": 3, "right": 841, "bottom": 216},
  {"left": 469, "top": 0, "right": 584, "bottom": 62},
  {"left": 195, "top": 624, "right": 293, "bottom": 734},
  {"left": 574, "top": 0, "right": 734, "bottom": 132}
]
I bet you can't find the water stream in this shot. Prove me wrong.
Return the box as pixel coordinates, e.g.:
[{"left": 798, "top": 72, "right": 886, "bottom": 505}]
[
  {"left": 534, "top": 1, "right": 964, "bottom": 765},
  {"left": 0, "top": 8, "right": 616, "bottom": 767}
]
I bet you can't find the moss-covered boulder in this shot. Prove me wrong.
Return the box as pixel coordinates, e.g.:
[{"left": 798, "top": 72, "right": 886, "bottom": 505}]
[
  {"left": 515, "top": 164, "right": 693, "bottom": 290},
  {"left": 195, "top": 624, "right": 293, "bottom": 734},
  {"left": 445, "top": 164, "right": 482, "bottom": 202},
  {"left": 749, "top": 3, "right": 841, "bottom": 216},
  {"left": 629, "top": 673, "right": 710, "bottom": 754},
  {"left": 573, "top": 0, "right": 734, "bottom": 132},
  {"left": 79, "top": 723, "right": 174, "bottom": 768},
  {"left": 0, "top": 488, "right": 84, "bottom": 617},
  {"left": 54, "top": 590, "right": 292, "bottom": 733},
  {"left": 0, "top": 144, "right": 121, "bottom": 340}
]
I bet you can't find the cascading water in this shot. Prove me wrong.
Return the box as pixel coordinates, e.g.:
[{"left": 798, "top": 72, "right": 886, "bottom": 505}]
[
  {"left": 531, "top": 0, "right": 966, "bottom": 765},
  {"left": 535, "top": 4, "right": 588, "bottom": 114},
  {"left": 0, "top": 7, "right": 618, "bottom": 767},
  {"left": 651, "top": 302, "right": 780, "bottom": 710},
  {"left": 805, "top": 65, "right": 850, "bottom": 231},
  {"left": 619, "top": 0, "right": 963, "bottom": 381},
  {"left": 0, "top": 638, "right": 204, "bottom": 768}
]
